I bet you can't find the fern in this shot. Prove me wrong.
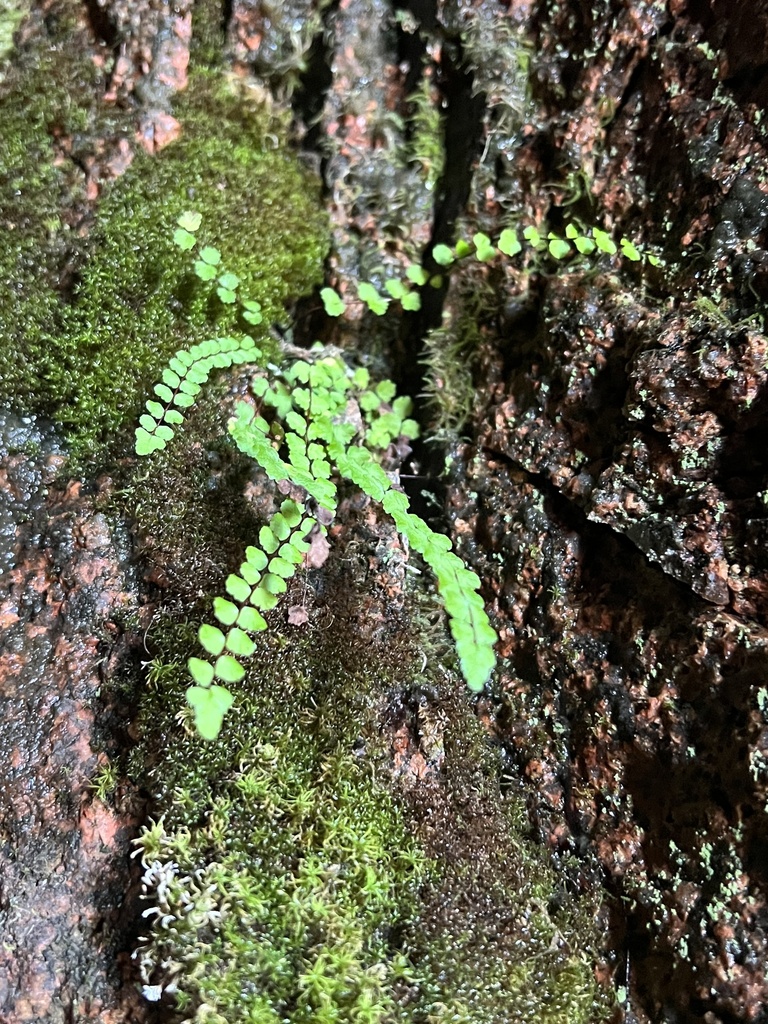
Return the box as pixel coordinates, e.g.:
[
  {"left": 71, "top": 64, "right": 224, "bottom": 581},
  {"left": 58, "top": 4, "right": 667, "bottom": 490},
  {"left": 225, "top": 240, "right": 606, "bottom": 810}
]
[
  {"left": 136, "top": 213, "right": 498, "bottom": 739},
  {"left": 135, "top": 336, "right": 262, "bottom": 455},
  {"left": 320, "top": 219, "right": 662, "bottom": 318}
]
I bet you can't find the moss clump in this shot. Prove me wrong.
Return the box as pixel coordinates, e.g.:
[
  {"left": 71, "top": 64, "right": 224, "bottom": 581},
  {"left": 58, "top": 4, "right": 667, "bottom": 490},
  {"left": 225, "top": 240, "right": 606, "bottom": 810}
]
[
  {"left": 1, "top": 54, "right": 327, "bottom": 464},
  {"left": 46, "top": 73, "right": 327, "bottom": 459},
  {"left": 131, "top": 524, "right": 610, "bottom": 1022},
  {"left": 0, "top": 0, "right": 27, "bottom": 66},
  {"left": 0, "top": 8, "right": 107, "bottom": 412}
]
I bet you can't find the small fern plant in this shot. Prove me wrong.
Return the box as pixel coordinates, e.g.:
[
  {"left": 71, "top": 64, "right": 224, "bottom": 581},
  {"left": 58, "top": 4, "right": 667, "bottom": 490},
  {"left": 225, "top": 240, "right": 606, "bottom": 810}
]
[
  {"left": 136, "top": 213, "right": 497, "bottom": 739},
  {"left": 319, "top": 220, "right": 662, "bottom": 318}
]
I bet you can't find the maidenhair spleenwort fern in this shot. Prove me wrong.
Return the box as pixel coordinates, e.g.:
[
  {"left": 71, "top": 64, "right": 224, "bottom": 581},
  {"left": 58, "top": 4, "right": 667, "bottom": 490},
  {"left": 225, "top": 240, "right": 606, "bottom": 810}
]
[{"left": 135, "top": 213, "right": 498, "bottom": 739}]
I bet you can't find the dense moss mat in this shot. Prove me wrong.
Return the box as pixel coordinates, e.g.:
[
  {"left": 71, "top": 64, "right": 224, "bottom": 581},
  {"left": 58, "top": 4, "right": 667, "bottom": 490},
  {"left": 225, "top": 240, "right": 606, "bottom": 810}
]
[
  {"left": 0, "top": 22, "right": 327, "bottom": 463},
  {"left": 132, "top": 599, "right": 609, "bottom": 1024},
  {"left": 127, "top": 421, "right": 610, "bottom": 1024},
  {"left": 0, "top": 11, "right": 100, "bottom": 414}
]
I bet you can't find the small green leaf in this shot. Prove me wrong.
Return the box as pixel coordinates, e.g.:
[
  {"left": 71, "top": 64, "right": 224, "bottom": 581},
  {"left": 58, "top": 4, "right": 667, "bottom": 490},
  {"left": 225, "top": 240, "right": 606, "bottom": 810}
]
[
  {"left": 401, "top": 292, "right": 421, "bottom": 311},
  {"left": 139, "top": 414, "right": 157, "bottom": 432},
  {"left": 278, "top": 541, "right": 306, "bottom": 565},
  {"left": 406, "top": 265, "right": 429, "bottom": 285},
  {"left": 548, "top": 237, "right": 572, "bottom": 260},
  {"left": 213, "top": 597, "right": 239, "bottom": 626},
  {"left": 146, "top": 400, "right": 165, "bottom": 419},
  {"left": 188, "top": 657, "right": 214, "bottom": 687},
  {"left": 270, "top": 513, "right": 291, "bottom": 541},
  {"left": 242, "top": 298, "right": 263, "bottom": 325},
  {"left": 286, "top": 411, "right": 307, "bottom": 433},
  {"left": 135, "top": 428, "right": 164, "bottom": 455},
  {"left": 214, "top": 654, "right": 246, "bottom": 684},
  {"left": 187, "top": 684, "right": 234, "bottom": 741},
  {"left": 154, "top": 383, "right": 174, "bottom": 403},
  {"left": 432, "top": 243, "right": 454, "bottom": 267},
  {"left": 385, "top": 278, "right": 406, "bottom": 300},
  {"left": 473, "top": 232, "right": 496, "bottom": 261},
  {"left": 262, "top": 573, "right": 287, "bottom": 595},
  {"left": 173, "top": 228, "right": 196, "bottom": 250},
  {"left": 647, "top": 254, "right": 662, "bottom": 267},
  {"left": 358, "top": 281, "right": 389, "bottom": 316},
  {"left": 376, "top": 380, "right": 397, "bottom": 402},
  {"left": 268, "top": 556, "right": 295, "bottom": 579},
  {"left": 620, "top": 237, "right": 641, "bottom": 261},
  {"left": 177, "top": 211, "right": 202, "bottom": 232},
  {"left": 240, "top": 562, "right": 261, "bottom": 586},
  {"left": 199, "top": 245, "right": 221, "bottom": 266},
  {"left": 321, "top": 287, "right": 346, "bottom": 317},
  {"left": 226, "top": 574, "right": 252, "bottom": 603},
  {"left": 217, "top": 286, "right": 237, "bottom": 304},
  {"left": 280, "top": 499, "right": 304, "bottom": 527},
  {"left": 162, "top": 368, "right": 181, "bottom": 388},
  {"left": 245, "top": 546, "right": 269, "bottom": 571},
  {"left": 218, "top": 272, "right": 240, "bottom": 291},
  {"left": 455, "top": 238, "right": 473, "bottom": 258},
  {"left": 251, "top": 587, "right": 279, "bottom": 611},
  {"left": 574, "top": 235, "right": 596, "bottom": 255},
  {"left": 199, "top": 623, "right": 226, "bottom": 656},
  {"left": 259, "top": 525, "right": 279, "bottom": 553},
  {"left": 593, "top": 228, "right": 617, "bottom": 255},
  {"left": 523, "top": 224, "right": 544, "bottom": 249},
  {"left": 172, "top": 392, "right": 196, "bottom": 408},
  {"left": 565, "top": 223, "right": 578, "bottom": 239},
  {"left": 194, "top": 261, "right": 218, "bottom": 281},
  {"left": 225, "top": 627, "right": 256, "bottom": 657},
  {"left": 237, "top": 606, "right": 267, "bottom": 632},
  {"left": 498, "top": 228, "right": 521, "bottom": 257}
]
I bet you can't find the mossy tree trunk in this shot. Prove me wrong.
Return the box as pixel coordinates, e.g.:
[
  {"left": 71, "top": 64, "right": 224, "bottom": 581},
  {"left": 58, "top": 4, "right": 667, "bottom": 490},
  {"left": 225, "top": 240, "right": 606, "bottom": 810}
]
[{"left": 2, "top": 0, "right": 768, "bottom": 1022}]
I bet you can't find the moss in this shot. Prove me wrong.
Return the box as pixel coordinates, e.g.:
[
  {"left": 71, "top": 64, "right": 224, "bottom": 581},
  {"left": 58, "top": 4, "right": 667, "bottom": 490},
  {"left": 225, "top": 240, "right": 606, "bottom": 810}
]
[
  {"left": 50, "top": 72, "right": 327, "bottom": 460},
  {"left": 0, "top": 7, "right": 106, "bottom": 414},
  {"left": 130, "top": 500, "right": 610, "bottom": 1023},
  {"left": 0, "top": 0, "right": 27, "bottom": 66},
  {"left": 1, "top": 52, "right": 327, "bottom": 465},
  {"left": 189, "top": 0, "right": 227, "bottom": 71}
]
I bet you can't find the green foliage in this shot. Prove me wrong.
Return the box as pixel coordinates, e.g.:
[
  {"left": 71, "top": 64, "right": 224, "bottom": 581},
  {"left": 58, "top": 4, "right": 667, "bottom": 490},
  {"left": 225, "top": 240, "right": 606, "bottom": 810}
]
[
  {"left": 132, "top": 722, "right": 425, "bottom": 1022},
  {"left": 0, "top": 17, "right": 108, "bottom": 417},
  {"left": 320, "top": 216, "right": 663, "bottom": 318},
  {"left": 131, "top": 620, "right": 609, "bottom": 1024},
  {"left": 137, "top": 217, "right": 499, "bottom": 736}
]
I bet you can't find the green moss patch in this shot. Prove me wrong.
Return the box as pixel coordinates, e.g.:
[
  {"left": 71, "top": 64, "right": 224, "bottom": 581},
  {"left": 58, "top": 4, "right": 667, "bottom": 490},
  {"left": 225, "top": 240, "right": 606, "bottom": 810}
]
[
  {"left": 131, "top": 554, "right": 610, "bottom": 1023},
  {"left": 1, "top": 55, "right": 327, "bottom": 464}
]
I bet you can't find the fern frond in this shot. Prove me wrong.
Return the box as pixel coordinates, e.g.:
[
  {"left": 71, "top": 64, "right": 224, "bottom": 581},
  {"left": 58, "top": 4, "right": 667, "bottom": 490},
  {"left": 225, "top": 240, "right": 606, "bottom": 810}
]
[
  {"left": 136, "top": 215, "right": 499, "bottom": 741},
  {"left": 382, "top": 489, "right": 497, "bottom": 691},
  {"left": 187, "top": 498, "right": 314, "bottom": 738},
  {"left": 135, "top": 336, "right": 262, "bottom": 455}
]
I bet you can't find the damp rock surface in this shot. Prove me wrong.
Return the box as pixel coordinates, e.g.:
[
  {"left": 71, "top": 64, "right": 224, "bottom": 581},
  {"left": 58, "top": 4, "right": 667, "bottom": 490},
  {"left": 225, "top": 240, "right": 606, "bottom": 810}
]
[{"left": 0, "top": 448, "right": 145, "bottom": 1023}]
